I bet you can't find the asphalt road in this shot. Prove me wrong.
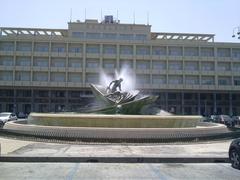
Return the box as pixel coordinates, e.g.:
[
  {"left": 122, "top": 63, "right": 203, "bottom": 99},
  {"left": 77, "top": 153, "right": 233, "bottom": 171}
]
[{"left": 0, "top": 163, "right": 239, "bottom": 180}]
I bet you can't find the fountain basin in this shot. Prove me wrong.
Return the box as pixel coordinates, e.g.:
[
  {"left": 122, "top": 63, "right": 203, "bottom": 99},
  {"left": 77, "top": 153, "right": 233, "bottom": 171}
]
[{"left": 27, "top": 113, "right": 201, "bottom": 128}]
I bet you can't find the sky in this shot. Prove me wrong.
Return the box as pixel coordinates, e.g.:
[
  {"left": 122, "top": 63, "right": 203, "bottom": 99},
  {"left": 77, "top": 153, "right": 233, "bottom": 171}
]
[{"left": 0, "top": 0, "right": 240, "bottom": 42}]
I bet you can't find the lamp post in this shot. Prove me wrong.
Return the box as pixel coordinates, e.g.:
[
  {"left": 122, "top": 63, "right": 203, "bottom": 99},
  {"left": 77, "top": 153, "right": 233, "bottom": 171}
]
[{"left": 232, "top": 26, "right": 240, "bottom": 39}]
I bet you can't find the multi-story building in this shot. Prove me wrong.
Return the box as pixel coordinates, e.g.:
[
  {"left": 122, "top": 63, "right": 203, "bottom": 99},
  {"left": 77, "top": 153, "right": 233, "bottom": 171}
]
[{"left": 0, "top": 16, "right": 240, "bottom": 115}]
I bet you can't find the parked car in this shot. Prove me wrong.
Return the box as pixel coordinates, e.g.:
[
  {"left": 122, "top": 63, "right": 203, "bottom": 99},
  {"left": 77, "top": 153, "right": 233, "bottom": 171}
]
[
  {"left": 232, "top": 116, "right": 240, "bottom": 126},
  {"left": 0, "top": 112, "right": 18, "bottom": 126},
  {"left": 215, "top": 115, "right": 235, "bottom": 127},
  {"left": 209, "top": 115, "right": 218, "bottom": 122},
  {"left": 229, "top": 138, "right": 240, "bottom": 169},
  {"left": 17, "top": 112, "right": 27, "bottom": 119}
]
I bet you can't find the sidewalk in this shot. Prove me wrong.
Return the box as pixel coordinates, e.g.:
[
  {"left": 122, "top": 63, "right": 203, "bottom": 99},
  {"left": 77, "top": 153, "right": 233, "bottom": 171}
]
[{"left": 0, "top": 136, "right": 232, "bottom": 158}]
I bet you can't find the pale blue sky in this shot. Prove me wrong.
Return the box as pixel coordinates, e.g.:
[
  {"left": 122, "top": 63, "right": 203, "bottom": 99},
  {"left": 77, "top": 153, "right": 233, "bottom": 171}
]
[{"left": 0, "top": 0, "right": 240, "bottom": 42}]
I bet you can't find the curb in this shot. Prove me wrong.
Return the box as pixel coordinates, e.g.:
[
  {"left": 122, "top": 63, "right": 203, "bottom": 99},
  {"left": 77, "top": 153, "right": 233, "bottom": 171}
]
[{"left": 0, "top": 156, "right": 230, "bottom": 163}]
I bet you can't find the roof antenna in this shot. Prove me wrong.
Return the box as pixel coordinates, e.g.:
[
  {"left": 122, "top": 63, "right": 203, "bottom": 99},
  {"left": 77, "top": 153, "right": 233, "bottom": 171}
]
[
  {"left": 147, "top": 11, "right": 149, "bottom": 25},
  {"left": 101, "top": 9, "right": 103, "bottom": 22},
  {"left": 133, "top": 11, "right": 135, "bottom": 24},
  {"left": 84, "top": 8, "right": 86, "bottom": 21},
  {"left": 117, "top": 9, "right": 118, "bottom": 23},
  {"left": 70, "top": 8, "right": 72, "bottom": 22}
]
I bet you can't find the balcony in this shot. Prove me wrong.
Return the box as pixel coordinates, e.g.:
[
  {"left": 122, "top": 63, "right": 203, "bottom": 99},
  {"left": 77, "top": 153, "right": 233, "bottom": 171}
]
[
  {"left": 49, "top": 82, "right": 66, "bottom": 87},
  {"left": 34, "top": 52, "right": 49, "bottom": 57},
  {"left": 50, "top": 52, "right": 66, "bottom": 57},
  {"left": 67, "top": 82, "right": 83, "bottom": 87},
  {"left": 0, "top": 51, "right": 14, "bottom": 56},
  {"left": 14, "top": 81, "right": 31, "bottom": 86},
  {"left": 68, "top": 52, "right": 82, "bottom": 58},
  {"left": 0, "top": 81, "right": 13, "bottom": 86}
]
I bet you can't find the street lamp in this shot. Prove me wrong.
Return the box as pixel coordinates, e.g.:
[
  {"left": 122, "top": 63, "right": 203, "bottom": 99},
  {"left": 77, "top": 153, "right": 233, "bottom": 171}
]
[{"left": 232, "top": 26, "right": 240, "bottom": 39}]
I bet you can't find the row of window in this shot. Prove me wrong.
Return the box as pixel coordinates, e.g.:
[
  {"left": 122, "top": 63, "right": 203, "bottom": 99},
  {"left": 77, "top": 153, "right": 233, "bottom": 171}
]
[
  {"left": 0, "top": 71, "right": 239, "bottom": 86},
  {"left": 1, "top": 57, "right": 240, "bottom": 71},
  {"left": 0, "top": 89, "right": 92, "bottom": 98},
  {"left": 2, "top": 89, "right": 239, "bottom": 100},
  {"left": 72, "top": 32, "right": 148, "bottom": 41},
  {"left": 1, "top": 42, "right": 240, "bottom": 57}
]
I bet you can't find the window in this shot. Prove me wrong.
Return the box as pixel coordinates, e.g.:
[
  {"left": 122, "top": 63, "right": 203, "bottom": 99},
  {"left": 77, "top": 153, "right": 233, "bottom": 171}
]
[
  {"left": 201, "top": 76, "right": 215, "bottom": 85},
  {"left": 33, "top": 72, "right": 48, "bottom": 81},
  {"left": 185, "top": 76, "right": 199, "bottom": 85},
  {"left": 72, "top": 32, "right": 84, "bottom": 38},
  {"left": 120, "top": 46, "right": 133, "bottom": 55},
  {"left": 234, "top": 77, "right": 240, "bottom": 86},
  {"left": 34, "top": 42, "right": 49, "bottom": 52},
  {"left": 217, "top": 62, "right": 231, "bottom": 71},
  {"left": 0, "top": 71, "right": 13, "bottom": 81},
  {"left": 86, "top": 73, "right": 99, "bottom": 83},
  {"left": 169, "top": 61, "right": 182, "bottom": 70},
  {"left": 103, "top": 60, "right": 115, "bottom": 68},
  {"left": 86, "top": 59, "right": 99, "bottom": 68},
  {"left": 103, "top": 45, "right": 116, "bottom": 54},
  {"left": 200, "top": 47, "right": 214, "bottom": 57},
  {"left": 218, "top": 76, "right": 231, "bottom": 85},
  {"left": 69, "top": 44, "right": 82, "bottom": 53},
  {"left": 136, "top": 60, "right": 150, "bottom": 70},
  {"left": 185, "top": 61, "right": 199, "bottom": 70},
  {"left": 152, "top": 61, "right": 166, "bottom": 70},
  {"left": 17, "top": 42, "right": 32, "bottom": 52},
  {"left": 201, "top": 62, "right": 214, "bottom": 71},
  {"left": 36, "top": 90, "right": 49, "bottom": 97},
  {"left": 68, "top": 58, "right": 82, "bottom": 68},
  {"left": 15, "top": 71, "right": 30, "bottom": 81},
  {"left": 184, "top": 47, "right": 199, "bottom": 56},
  {"left": 53, "top": 91, "right": 65, "bottom": 98},
  {"left": 217, "top": 48, "right": 230, "bottom": 57},
  {"left": 86, "top": 45, "right": 100, "bottom": 54},
  {"left": 168, "top": 75, "right": 183, "bottom": 84},
  {"left": 68, "top": 73, "right": 82, "bottom": 82},
  {"left": 232, "top": 48, "right": 240, "bottom": 59},
  {"left": 50, "top": 72, "right": 65, "bottom": 82},
  {"left": 168, "top": 47, "right": 183, "bottom": 56},
  {"left": 51, "top": 43, "right": 66, "bottom": 52},
  {"left": 136, "top": 74, "right": 150, "bottom": 84},
  {"left": 233, "top": 63, "right": 240, "bottom": 71},
  {"left": 135, "top": 34, "right": 147, "bottom": 40},
  {"left": 168, "top": 93, "right": 177, "bottom": 100},
  {"left": 136, "top": 46, "right": 150, "bottom": 55},
  {"left": 152, "top": 75, "right": 166, "bottom": 84},
  {"left": 51, "top": 58, "right": 65, "bottom": 67},
  {"left": 0, "top": 42, "right": 14, "bottom": 51},
  {"left": 16, "top": 57, "right": 31, "bottom": 66},
  {"left": 102, "top": 33, "right": 117, "bottom": 40},
  {"left": 33, "top": 58, "right": 48, "bottom": 67},
  {"left": 16, "top": 90, "right": 31, "bottom": 97},
  {"left": 86, "top": 33, "right": 101, "bottom": 39},
  {"left": 119, "top": 34, "right": 134, "bottom": 40},
  {"left": 120, "top": 60, "right": 133, "bottom": 68},
  {"left": 0, "top": 56, "right": 13, "bottom": 66},
  {"left": 152, "top": 46, "right": 167, "bottom": 56}
]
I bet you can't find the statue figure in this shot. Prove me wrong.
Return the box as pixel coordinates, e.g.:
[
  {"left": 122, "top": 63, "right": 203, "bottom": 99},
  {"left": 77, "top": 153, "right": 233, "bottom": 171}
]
[
  {"left": 107, "top": 78, "right": 123, "bottom": 93},
  {"left": 105, "top": 78, "right": 124, "bottom": 102}
]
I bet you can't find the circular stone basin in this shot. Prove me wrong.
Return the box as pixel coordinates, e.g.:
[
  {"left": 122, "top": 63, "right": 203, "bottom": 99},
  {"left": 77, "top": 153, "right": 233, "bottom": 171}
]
[
  {"left": 3, "top": 113, "right": 230, "bottom": 141},
  {"left": 27, "top": 113, "right": 202, "bottom": 128}
]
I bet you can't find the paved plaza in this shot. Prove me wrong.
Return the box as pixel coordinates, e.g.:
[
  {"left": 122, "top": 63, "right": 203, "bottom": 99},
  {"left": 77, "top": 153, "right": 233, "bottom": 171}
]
[
  {"left": 1, "top": 136, "right": 240, "bottom": 179},
  {"left": 0, "top": 163, "right": 240, "bottom": 180},
  {"left": 0, "top": 137, "right": 232, "bottom": 158}
]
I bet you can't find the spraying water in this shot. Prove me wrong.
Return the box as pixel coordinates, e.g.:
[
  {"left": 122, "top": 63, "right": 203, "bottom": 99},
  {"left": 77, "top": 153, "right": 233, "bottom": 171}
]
[{"left": 100, "top": 64, "right": 136, "bottom": 92}]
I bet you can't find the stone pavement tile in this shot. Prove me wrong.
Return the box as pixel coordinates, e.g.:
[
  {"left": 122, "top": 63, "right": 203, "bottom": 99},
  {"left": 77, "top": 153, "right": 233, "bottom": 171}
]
[
  {"left": 0, "top": 137, "right": 33, "bottom": 155},
  {"left": 2, "top": 138, "right": 232, "bottom": 158}
]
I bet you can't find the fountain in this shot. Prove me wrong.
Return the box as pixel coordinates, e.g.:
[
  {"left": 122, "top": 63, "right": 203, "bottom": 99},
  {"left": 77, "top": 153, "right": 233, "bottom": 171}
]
[{"left": 2, "top": 67, "right": 231, "bottom": 142}]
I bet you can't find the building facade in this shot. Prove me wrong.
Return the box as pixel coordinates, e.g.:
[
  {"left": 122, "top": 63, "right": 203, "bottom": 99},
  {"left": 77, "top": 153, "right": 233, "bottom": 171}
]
[{"left": 0, "top": 16, "right": 240, "bottom": 115}]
